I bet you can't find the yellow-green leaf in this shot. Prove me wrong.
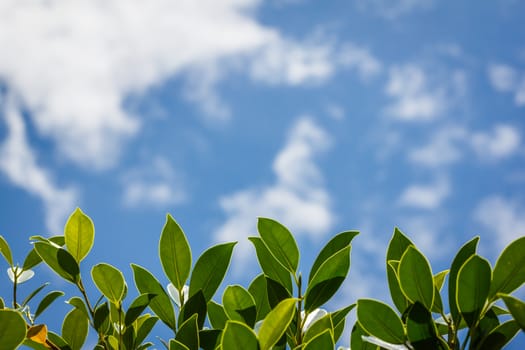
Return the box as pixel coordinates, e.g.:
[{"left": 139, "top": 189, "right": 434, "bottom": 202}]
[{"left": 64, "top": 208, "right": 95, "bottom": 263}]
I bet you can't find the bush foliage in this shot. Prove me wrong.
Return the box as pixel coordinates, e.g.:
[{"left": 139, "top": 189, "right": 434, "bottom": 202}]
[{"left": 0, "top": 208, "right": 524, "bottom": 349}]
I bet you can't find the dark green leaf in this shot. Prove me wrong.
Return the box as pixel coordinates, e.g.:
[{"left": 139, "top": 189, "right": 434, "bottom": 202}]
[
  {"left": 449, "top": 236, "right": 479, "bottom": 327},
  {"left": 221, "top": 320, "right": 259, "bottom": 350},
  {"left": 305, "top": 246, "right": 350, "bottom": 311},
  {"left": 471, "top": 308, "right": 499, "bottom": 349},
  {"left": 303, "top": 329, "right": 334, "bottom": 350},
  {"left": 34, "top": 290, "right": 64, "bottom": 320},
  {"left": 266, "top": 277, "right": 292, "bottom": 309},
  {"left": 258, "top": 298, "right": 297, "bottom": 350},
  {"left": 398, "top": 246, "right": 434, "bottom": 310},
  {"left": 331, "top": 304, "right": 355, "bottom": 343},
  {"left": 357, "top": 299, "right": 405, "bottom": 344},
  {"left": 175, "top": 314, "right": 199, "bottom": 350},
  {"left": 248, "top": 274, "right": 271, "bottom": 321},
  {"left": 223, "top": 285, "right": 257, "bottom": 327},
  {"left": 478, "top": 320, "right": 520, "bottom": 350},
  {"left": 34, "top": 242, "right": 80, "bottom": 284},
  {"left": 249, "top": 237, "right": 292, "bottom": 294},
  {"left": 136, "top": 314, "right": 158, "bottom": 345},
  {"left": 159, "top": 214, "right": 192, "bottom": 291},
  {"left": 406, "top": 302, "right": 442, "bottom": 350},
  {"left": 64, "top": 207, "right": 95, "bottom": 263},
  {"left": 22, "top": 282, "right": 49, "bottom": 307},
  {"left": 199, "top": 329, "right": 222, "bottom": 350},
  {"left": 351, "top": 322, "right": 379, "bottom": 350},
  {"left": 258, "top": 217, "right": 299, "bottom": 274},
  {"left": 125, "top": 293, "right": 156, "bottom": 327},
  {"left": 456, "top": 255, "right": 491, "bottom": 327},
  {"left": 94, "top": 302, "right": 110, "bottom": 334},
  {"left": 170, "top": 339, "right": 190, "bottom": 350},
  {"left": 309, "top": 230, "right": 359, "bottom": 283},
  {"left": 62, "top": 308, "right": 89, "bottom": 350},
  {"left": 208, "top": 301, "right": 228, "bottom": 329},
  {"left": 386, "top": 260, "right": 409, "bottom": 314},
  {"left": 131, "top": 263, "right": 176, "bottom": 330},
  {"left": 489, "top": 236, "right": 525, "bottom": 300},
  {"left": 0, "top": 309, "right": 26, "bottom": 349},
  {"left": 189, "top": 242, "right": 236, "bottom": 301},
  {"left": 500, "top": 294, "right": 525, "bottom": 331},
  {"left": 91, "top": 263, "right": 126, "bottom": 303},
  {"left": 386, "top": 228, "right": 414, "bottom": 313},
  {"left": 179, "top": 289, "right": 207, "bottom": 330}
]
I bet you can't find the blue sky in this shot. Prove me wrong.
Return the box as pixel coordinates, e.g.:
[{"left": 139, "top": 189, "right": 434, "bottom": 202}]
[{"left": 1, "top": 0, "right": 524, "bottom": 348}]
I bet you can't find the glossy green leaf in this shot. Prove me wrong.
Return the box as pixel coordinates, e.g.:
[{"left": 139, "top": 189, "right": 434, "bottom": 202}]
[
  {"left": 386, "top": 260, "right": 409, "bottom": 313},
  {"left": 309, "top": 230, "right": 359, "bottom": 283},
  {"left": 303, "top": 329, "right": 334, "bottom": 350},
  {"left": 331, "top": 304, "right": 355, "bottom": 343},
  {"left": 305, "top": 246, "right": 350, "bottom": 311},
  {"left": 449, "top": 236, "right": 479, "bottom": 327},
  {"left": 0, "top": 309, "right": 26, "bottom": 349},
  {"left": 170, "top": 339, "right": 190, "bottom": 350},
  {"left": 0, "top": 235, "right": 13, "bottom": 266},
  {"left": 303, "top": 313, "right": 333, "bottom": 344},
  {"left": 489, "top": 236, "right": 525, "bottom": 300},
  {"left": 131, "top": 263, "right": 176, "bottom": 329},
  {"left": 433, "top": 270, "right": 448, "bottom": 291},
  {"left": 249, "top": 237, "right": 292, "bottom": 294},
  {"left": 357, "top": 299, "right": 405, "bottom": 344},
  {"left": 159, "top": 214, "right": 192, "bottom": 291},
  {"left": 93, "top": 302, "right": 110, "bottom": 334},
  {"left": 179, "top": 289, "right": 207, "bottom": 329},
  {"left": 471, "top": 308, "right": 499, "bottom": 349},
  {"left": 223, "top": 285, "right": 257, "bottom": 327},
  {"left": 208, "top": 301, "right": 228, "bottom": 329},
  {"left": 34, "top": 242, "right": 80, "bottom": 283},
  {"left": 64, "top": 207, "right": 95, "bottom": 263},
  {"left": 66, "top": 296, "right": 90, "bottom": 321},
  {"left": 22, "top": 282, "right": 49, "bottom": 307},
  {"left": 478, "top": 320, "right": 520, "bottom": 350},
  {"left": 34, "top": 290, "right": 64, "bottom": 319},
  {"left": 22, "top": 248, "right": 42, "bottom": 271},
  {"left": 258, "top": 298, "right": 297, "bottom": 350},
  {"left": 351, "top": 322, "right": 379, "bottom": 350},
  {"left": 221, "top": 320, "right": 259, "bottom": 350},
  {"left": 456, "top": 255, "right": 491, "bottom": 327},
  {"left": 398, "top": 246, "right": 434, "bottom": 310},
  {"left": 406, "top": 302, "right": 442, "bottom": 349},
  {"left": 199, "top": 329, "right": 222, "bottom": 350},
  {"left": 176, "top": 314, "right": 199, "bottom": 350},
  {"left": 189, "top": 242, "right": 236, "bottom": 301},
  {"left": 62, "top": 308, "right": 89, "bottom": 350},
  {"left": 91, "top": 263, "right": 126, "bottom": 303},
  {"left": 125, "top": 293, "right": 156, "bottom": 326},
  {"left": 386, "top": 228, "right": 414, "bottom": 313},
  {"left": 266, "top": 277, "right": 292, "bottom": 309},
  {"left": 500, "top": 294, "right": 525, "bottom": 331},
  {"left": 248, "top": 274, "right": 271, "bottom": 321},
  {"left": 258, "top": 217, "right": 299, "bottom": 274},
  {"left": 431, "top": 270, "right": 448, "bottom": 314},
  {"left": 136, "top": 314, "right": 158, "bottom": 345}
]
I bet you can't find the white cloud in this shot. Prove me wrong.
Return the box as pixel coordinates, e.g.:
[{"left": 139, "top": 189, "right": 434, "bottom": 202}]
[
  {"left": 0, "top": 96, "right": 76, "bottom": 234},
  {"left": 337, "top": 43, "right": 383, "bottom": 80},
  {"left": 474, "top": 196, "right": 525, "bottom": 251},
  {"left": 122, "top": 157, "right": 185, "bottom": 208},
  {"left": 214, "top": 117, "right": 334, "bottom": 268},
  {"left": 357, "top": 0, "right": 434, "bottom": 19},
  {"left": 409, "top": 124, "right": 521, "bottom": 167},
  {"left": 488, "top": 63, "right": 525, "bottom": 106},
  {"left": 384, "top": 65, "right": 450, "bottom": 121},
  {"left": 398, "top": 176, "right": 450, "bottom": 210}
]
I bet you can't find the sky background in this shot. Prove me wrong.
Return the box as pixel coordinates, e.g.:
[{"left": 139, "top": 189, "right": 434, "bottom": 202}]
[{"left": 1, "top": 0, "right": 525, "bottom": 348}]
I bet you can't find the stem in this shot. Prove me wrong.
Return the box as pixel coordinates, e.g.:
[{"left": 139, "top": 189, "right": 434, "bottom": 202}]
[
  {"left": 118, "top": 302, "right": 123, "bottom": 350},
  {"left": 13, "top": 277, "right": 17, "bottom": 308},
  {"left": 295, "top": 274, "right": 303, "bottom": 346},
  {"left": 77, "top": 279, "right": 109, "bottom": 350}
]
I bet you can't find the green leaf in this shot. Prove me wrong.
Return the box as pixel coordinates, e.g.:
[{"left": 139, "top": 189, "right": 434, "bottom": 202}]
[
  {"left": 265, "top": 277, "right": 292, "bottom": 309},
  {"left": 179, "top": 289, "right": 207, "bottom": 330},
  {"left": 93, "top": 302, "right": 110, "bottom": 334},
  {"left": 62, "top": 308, "right": 89, "bottom": 350},
  {"left": 91, "top": 263, "right": 126, "bottom": 303},
  {"left": 34, "top": 291, "right": 65, "bottom": 320},
  {"left": 478, "top": 320, "right": 520, "bottom": 350},
  {"left": 125, "top": 293, "right": 156, "bottom": 326},
  {"left": 189, "top": 242, "right": 236, "bottom": 301},
  {"left": 303, "top": 313, "right": 333, "bottom": 344},
  {"left": 248, "top": 274, "right": 271, "bottom": 322},
  {"left": 305, "top": 246, "right": 350, "bottom": 312},
  {"left": 303, "top": 329, "right": 334, "bottom": 350},
  {"left": 22, "top": 282, "right": 49, "bottom": 307},
  {"left": 331, "top": 304, "right": 355, "bottom": 343},
  {"left": 257, "top": 218, "right": 299, "bottom": 274},
  {"left": 406, "top": 302, "right": 442, "bottom": 349},
  {"left": 170, "top": 339, "right": 190, "bottom": 350},
  {"left": 176, "top": 314, "right": 199, "bottom": 350},
  {"left": 136, "top": 314, "right": 158, "bottom": 345},
  {"left": 221, "top": 320, "right": 259, "bottom": 350},
  {"left": 357, "top": 299, "right": 405, "bottom": 345},
  {"left": 222, "top": 285, "right": 257, "bottom": 327},
  {"left": 351, "top": 322, "right": 379, "bottom": 350},
  {"left": 448, "top": 236, "right": 479, "bottom": 327},
  {"left": 0, "top": 309, "right": 27, "bottom": 349},
  {"left": 23, "top": 248, "right": 43, "bottom": 271},
  {"left": 34, "top": 242, "right": 80, "bottom": 283},
  {"left": 0, "top": 235, "right": 13, "bottom": 266},
  {"left": 199, "top": 329, "right": 222, "bottom": 350},
  {"left": 499, "top": 294, "right": 525, "bottom": 331},
  {"left": 309, "top": 230, "right": 359, "bottom": 283},
  {"left": 131, "top": 263, "right": 176, "bottom": 330},
  {"left": 64, "top": 207, "right": 95, "bottom": 263},
  {"left": 489, "top": 236, "right": 525, "bottom": 300},
  {"left": 258, "top": 298, "right": 297, "bottom": 350},
  {"left": 208, "top": 301, "right": 228, "bottom": 329},
  {"left": 249, "top": 237, "right": 292, "bottom": 294},
  {"left": 471, "top": 308, "right": 499, "bottom": 349},
  {"left": 386, "top": 228, "right": 414, "bottom": 313},
  {"left": 433, "top": 270, "right": 448, "bottom": 291},
  {"left": 456, "top": 255, "right": 491, "bottom": 327},
  {"left": 159, "top": 214, "right": 192, "bottom": 291},
  {"left": 398, "top": 246, "right": 434, "bottom": 310},
  {"left": 66, "top": 296, "right": 90, "bottom": 321}
]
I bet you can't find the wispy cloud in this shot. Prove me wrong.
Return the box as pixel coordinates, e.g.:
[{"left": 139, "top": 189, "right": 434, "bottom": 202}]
[
  {"left": 121, "top": 157, "right": 186, "bottom": 209},
  {"left": 398, "top": 176, "right": 450, "bottom": 210},
  {"left": 356, "top": 0, "right": 434, "bottom": 19},
  {"left": 474, "top": 196, "right": 525, "bottom": 251},
  {"left": 384, "top": 64, "right": 464, "bottom": 121},
  {"left": 469, "top": 124, "right": 521, "bottom": 160},
  {"left": 0, "top": 96, "right": 76, "bottom": 233},
  {"left": 488, "top": 63, "right": 525, "bottom": 106},
  {"left": 214, "top": 117, "right": 334, "bottom": 269}
]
